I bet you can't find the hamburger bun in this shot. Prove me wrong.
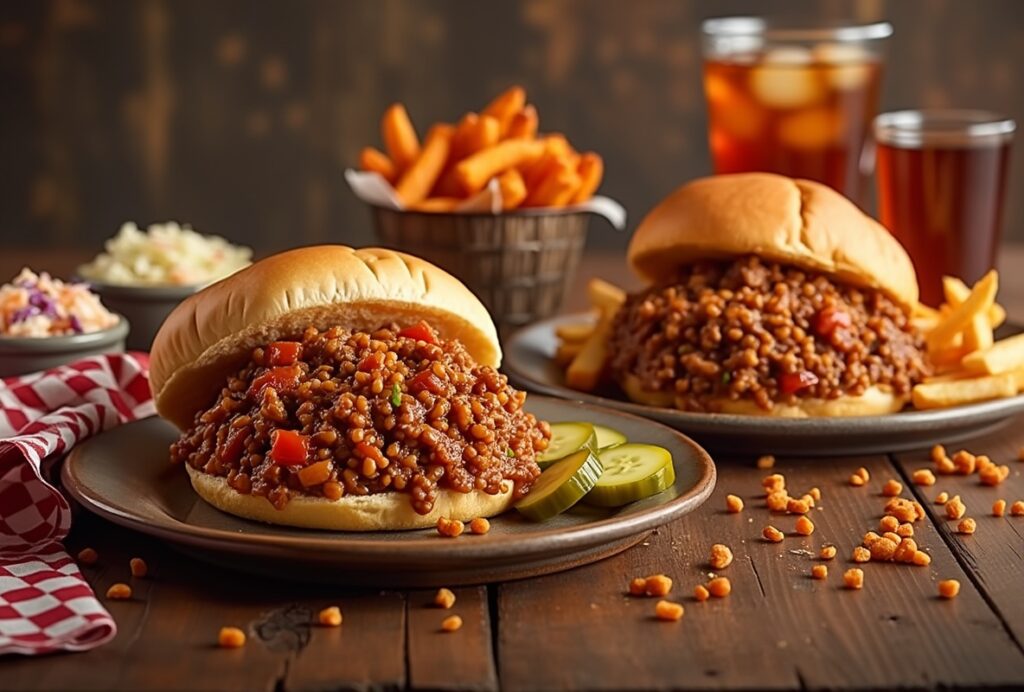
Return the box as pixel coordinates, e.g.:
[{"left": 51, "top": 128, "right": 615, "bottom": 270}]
[
  {"left": 627, "top": 173, "right": 919, "bottom": 309},
  {"left": 150, "top": 245, "right": 500, "bottom": 430}
]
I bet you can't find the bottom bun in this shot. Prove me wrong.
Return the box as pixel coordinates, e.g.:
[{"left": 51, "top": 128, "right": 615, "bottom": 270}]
[
  {"left": 186, "top": 465, "right": 515, "bottom": 531},
  {"left": 620, "top": 374, "right": 907, "bottom": 418}
]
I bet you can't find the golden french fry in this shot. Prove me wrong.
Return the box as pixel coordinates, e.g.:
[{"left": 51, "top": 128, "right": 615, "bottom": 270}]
[
  {"left": 497, "top": 169, "right": 527, "bottom": 210},
  {"left": 929, "top": 342, "right": 972, "bottom": 369},
  {"left": 451, "top": 113, "right": 501, "bottom": 161},
  {"left": 923, "top": 370, "right": 977, "bottom": 384},
  {"left": 926, "top": 270, "right": 998, "bottom": 351},
  {"left": 566, "top": 316, "right": 612, "bottom": 392},
  {"left": 912, "top": 372, "right": 1017, "bottom": 409},
  {"left": 963, "top": 311, "right": 994, "bottom": 353},
  {"left": 358, "top": 147, "right": 397, "bottom": 183},
  {"left": 587, "top": 278, "right": 626, "bottom": 313},
  {"left": 454, "top": 139, "right": 545, "bottom": 195},
  {"left": 381, "top": 103, "right": 420, "bottom": 171},
  {"left": 482, "top": 85, "right": 526, "bottom": 134},
  {"left": 409, "top": 197, "right": 461, "bottom": 213},
  {"left": 555, "top": 341, "right": 584, "bottom": 366},
  {"left": 962, "top": 332, "right": 1024, "bottom": 375},
  {"left": 942, "top": 275, "right": 1006, "bottom": 328},
  {"left": 522, "top": 158, "right": 580, "bottom": 208},
  {"left": 555, "top": 321, "right": 597, "bottom": 342},
  {"left": 395, "top": 124, "right": 454, "bottom": 206},
  {"left": 571, "top": 153, "right": 604, "bottom": 204},
  {"left": 505, "top": 105, "right": 539, "bottom": 140}
]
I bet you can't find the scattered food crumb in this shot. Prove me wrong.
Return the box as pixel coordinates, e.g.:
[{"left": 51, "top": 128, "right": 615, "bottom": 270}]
[
  {"left": 912, "top": 550, "right": 931, "bottom": 566},
  {"left": 655, "top": 600, "right": 684, "bottom": 621},
  {"left": 852, "top": 547, "right": 871, "bottom": 563},
  {"left": 795, "top": 516, "right": 815, "bottom": 536},
  {"left": 938, "top": 579, "right": 961, "bottom": 599},
  {"left": 693, "top": 585, "right": 710, "bottom": 602},
  {"left": 441, "top": 615, "right": 463, "bottom": 632},
  {"left": 218, "top": 627, "right": 246, "bottom": 648},
  {"left": 809, "top": 487, "right": 822, "bottom": 501},
  {"left": 318, "top": 606, "right": 343, "bottom": 627},
  {"left": 882, "top": 479, "right": 903, "bottom": 497},
  {"left": 957, "top": 517, "right": 977, "bottom": 535},
  {"left": 786, "top": 497, "right": 810, "bottom": 515},
  {"left": 762, "top": 474, "right": 785, "bottom": 493},
  {"left": 77, "top": 548, "right": 98, "bottom": 566},
  {"left": 725, "top": 494, "right": 744, "bottom": 513},
  {"left": 106, "top": 583, "right": 132, "bottom": 600},
  {"left": 757, "top": 455, "right": 776, "bottom": 470},
  {"left": 436, "top": 517, "right": 465, "bottom": 538},
  {"left": 811, "top": 565, "right": 828, "bottom": 580},
  {"left": 952, "top": 450, "right": 976, "bottom": 475},
  {"left": 843, "top": 568, "right": 864, "bottom": 590},
  {"left": 849, "top": 473, "right": 866, "bottom": 487},
  {"left": 819, "top": 545, "right": 837, "bottom": 560},
  {"left": 707, "top": 577, "right": 731, "bottom": 598},
  {"left": 469, "top": 517, "right": 490, "bottom": 535},
  {"left": 644, "top": 574, "right": 673, "bottom": 597},
  {"left": 993, "top": 499, "right": 1007, "bottom": 517},
  {"left": 979, "top": 463, "right": 1010, "bottom": 486},
  {"left": 709, "top": 544, "right": 734, "bottom": 569},
  {"left": 129, "top": 557, "right": 148, "bottom": 578},
  {"left": 879, "top": 515, "right": 900, "bottom": 533},
  {"left": 762, "top": 525, "right": 784, "bottom": 543},
  {"left": 628, "top": 577, "right": 648, "bottom": 596},
  {"left": 896, "top": 523, "right": 914, "bottom": 538},
  {"left": 935, "top": 491, "right": 949, "bottom": 505},
  {"left": 945, "top": 495, "right": 967, "bottom": 520},
  {"left": 434, "top": 588, "right": 456, "bottom": 609},
  {"left": 912, "top": 469, "right": 936, "bottom": 486},
  {"left": 1010, "top": 500, "right": 1024, "bottom": 517}
]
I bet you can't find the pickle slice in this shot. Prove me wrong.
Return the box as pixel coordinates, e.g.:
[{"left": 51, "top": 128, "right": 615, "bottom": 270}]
[
  {"left": 593, "top": 424, "right": 628, "bottom": 450},
  {"left": 584, "top": 443, "right": 676, "bottom": 508},
  {"left": 537, "top": 422, "right": 597, "bottom": 468},
  {"left": 516, "top": 449, "right": 604, "bottom": 521}
]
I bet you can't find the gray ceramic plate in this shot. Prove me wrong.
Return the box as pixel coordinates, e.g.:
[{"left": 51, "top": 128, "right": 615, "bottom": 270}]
[
  {"left": 61, "top": 395, "right": 716, "bottom": 587},
  {"left": 503, "top": 314, "right": 1024, "bottom": 456}
]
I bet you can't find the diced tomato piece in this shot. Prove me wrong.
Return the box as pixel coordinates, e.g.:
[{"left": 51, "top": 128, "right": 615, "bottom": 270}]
[
  {"left": 398, "top": 321, "right": 436, "bottom": 344},
  {"left": 219, "top": 426, "right": 247, "bottom": 464},
  {"left": 358, "top": 352, "right": 385, "bottom": 372},
  {"left": 355, "top": 441, "right": 386, "bottom": 466},
  {"left": 248, "top": 365, "right": 302, "bottom": 398},
  {"left": 813, "top": 307, "right": 852, "bottom": 337},
  {"left": 408, "top": 370, "right": 445, "bottom": 395},
  {"left": 779, "top": 370, "right": 819, "bottom": 395},
  {"left": 270, "top": 429, "right": 309, "bottom": 465},
  {"left": 266, "top": 341, "right": 302, "bottom": 366}
]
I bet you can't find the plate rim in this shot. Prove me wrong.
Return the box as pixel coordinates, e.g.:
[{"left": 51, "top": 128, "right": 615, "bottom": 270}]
[{"left": 60, "top": 394, "right": 717, "bottom": 561}]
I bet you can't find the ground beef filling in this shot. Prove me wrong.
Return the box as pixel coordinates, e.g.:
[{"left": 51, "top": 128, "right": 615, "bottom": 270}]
[
  {"left": 609, "top": 256, "right": 930, "bottom": 412},
  {"left": 170, "top": 323, "right": 550, "bottom": 514}
]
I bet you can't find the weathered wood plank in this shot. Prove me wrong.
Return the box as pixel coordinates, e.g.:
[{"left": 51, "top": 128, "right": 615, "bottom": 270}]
[
  {"left": 895, "top": 427, "right": 1024, "bottom": 652},
  {"left": 406, "top": 586, "right": 497, "bottom": 692},
  {"left": 497, "top": 454, "right": 1024, "bottom": 691}
]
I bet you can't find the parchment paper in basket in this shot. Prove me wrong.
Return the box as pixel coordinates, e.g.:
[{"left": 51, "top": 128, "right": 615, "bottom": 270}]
[{"left": 344, "top": 169, "right": 627, "bottom": 229}]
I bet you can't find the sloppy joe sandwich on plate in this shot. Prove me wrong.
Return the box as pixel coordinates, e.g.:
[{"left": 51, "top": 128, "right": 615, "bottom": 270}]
[
  {"left": 611, "top": 172, "right": 930, "bottom": 416},
  {"left": 149, "top": 245, "right": 550, "bottom": 530}
]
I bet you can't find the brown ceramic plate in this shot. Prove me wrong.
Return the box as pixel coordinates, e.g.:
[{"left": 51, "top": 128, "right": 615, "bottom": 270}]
[
  {"left": 61, "top": 395, "right": 715, "bottom": 587},
  {"left": 504, "top": 314, "right": 1024, "bottom": 456}
]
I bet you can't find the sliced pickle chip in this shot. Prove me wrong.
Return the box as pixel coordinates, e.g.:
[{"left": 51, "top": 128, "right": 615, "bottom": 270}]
[
  {"left": 515, "top": 449, "right": 604, "bottom": 521},
  {"left": 592, "top": 424, "right": 628, "bottom": 450},
  {"left": 537, "top": 422, "right": 597, "bottom": 468},
  {"left": 584, "top": 443, "right": 676, "bottom": 508}
]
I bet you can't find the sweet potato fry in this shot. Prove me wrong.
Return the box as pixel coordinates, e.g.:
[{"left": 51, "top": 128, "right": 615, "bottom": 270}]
[
  {"left": 942, "top": 275, "right": 1006, "bottom": 328},
  {"left": 395, "top": 124, "right": 454, "bottom": 206},
  {"left": 963, "top": 332, "right": 1024, "bottom": 375},
  {"left": 505, "top": 105, "right": 539, "bottom": 140},
  {"left": 571, "top": 153, "right": 604, "bottom": 203},
  {"left": 912, "top": 372, "right": 1017, "bottom": 410},
  {"left": 358, "top": 147, "right": 397, "bottom": 183},
  {"left": 451, "top": 113, "right": 501, "bottom": 161},
  {"left": 482, "top": 85, "right": 526, "bottom": 134},
  {"left": 409, "top": 197, "right": 460, "bottom": 213},
  {"left": 497, "top": 169, "right": 527, "bottom": 210},
  {"left": 522, "top": 158, "right": 581, "bottom": 208},
  {"left": 926, "top": 270, "right": 997, "bottom": 351},
  {"left": 454, "top": 139, "right": 545, "bottom": 195},
  {"left": 381, "top": 103, "right": 420, "bottom": 171}
]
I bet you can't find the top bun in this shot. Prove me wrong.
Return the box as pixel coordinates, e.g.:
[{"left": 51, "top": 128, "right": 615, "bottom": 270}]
[
  {"left": 627, "top": 173, "right": 919, "bottom": 309},
  {"left": 150, "top": 245, "right": 499, "bottom": 430}
]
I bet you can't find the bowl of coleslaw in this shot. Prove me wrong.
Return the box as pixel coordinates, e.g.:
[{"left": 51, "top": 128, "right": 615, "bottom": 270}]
[
  {"left": 0, "top": 268, "right": 129, "bottom": 377},
  {"left": 78, "top": 221, "right": 252, "bottom": 350}
]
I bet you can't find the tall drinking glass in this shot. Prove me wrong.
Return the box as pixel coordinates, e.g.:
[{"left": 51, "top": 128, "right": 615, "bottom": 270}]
[
  {"left": 702, "top": 17, "right": 892, "bottom": 203},
  {"left": 874, "top": 110, "right": 1015, "bottom": 306}
]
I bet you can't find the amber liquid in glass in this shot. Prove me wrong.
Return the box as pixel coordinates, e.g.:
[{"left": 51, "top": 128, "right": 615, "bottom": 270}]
[
  {"left": 704, "top": 56, "right": 882, "bottom": 202},
  {"left": 876, "top": 141, "right": 1011, "bottom": 306}
]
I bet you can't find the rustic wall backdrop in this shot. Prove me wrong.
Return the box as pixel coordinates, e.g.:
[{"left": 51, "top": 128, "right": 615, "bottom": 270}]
[{"left": 0, "top": 0, "right": 1021, "bottom": 256}]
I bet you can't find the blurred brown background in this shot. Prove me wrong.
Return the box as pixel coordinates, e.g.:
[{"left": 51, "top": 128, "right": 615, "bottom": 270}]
[{"left": 0, "top": 0, "right": 1021, "bottom": 259}]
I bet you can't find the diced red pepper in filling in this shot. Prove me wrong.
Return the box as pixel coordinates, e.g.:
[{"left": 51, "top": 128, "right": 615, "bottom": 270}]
[
  {"left": 408, "top": 370, "right": 445, "bottom": 395},
  {"left": 813, "top": 307, "right": 852, "bottom": 337},
  {"left": 398, "top": 321, "right": 436, "bottom": 344},
  {"left": 779, "top": 370, "right": 820, "bottom": 395},
  {"left": 219, "top": 426, "right": 247, "bottom": 464},
  {"left": 266, "top": 341, "right": 302, "bottom": 366},
  {"left": 270, "top": 429, "right": 309, "bottom": 465},
  {"left": 248, "top": 365, "right": 302, "bottom": 398},
  {"left": 355, "top": 441, "right": 386, "bottom": 466},
  {"left": 358, "top": 352, "right": 385, "bottom": 372}
]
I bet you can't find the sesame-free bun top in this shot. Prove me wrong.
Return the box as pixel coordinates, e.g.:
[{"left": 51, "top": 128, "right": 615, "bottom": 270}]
[
  {"left": 150, "top": 245, "right": 500, "bottom": 430},
  {"left": 627, "top": 173, "right": 919, "bottom": 309}
]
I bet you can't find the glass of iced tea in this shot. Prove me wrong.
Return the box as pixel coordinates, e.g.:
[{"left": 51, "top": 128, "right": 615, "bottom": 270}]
[
  {"left": 702, "top": 17, "right": 892, "bottom": 203},
  {"left": 874, "top": 110, "right": 1015, "bottom": 306}
]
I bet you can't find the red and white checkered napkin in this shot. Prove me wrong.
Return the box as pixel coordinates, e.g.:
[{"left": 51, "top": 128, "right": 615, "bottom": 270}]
[{"left": 0, "top": 354, "right": 154, "bottom": 655}]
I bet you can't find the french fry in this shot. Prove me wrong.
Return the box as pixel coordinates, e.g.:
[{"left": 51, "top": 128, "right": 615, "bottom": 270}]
[
  {"left": 571, "top": 153, "right": 604, "bottom": 204},
  {"left": 395, "top": 124, "right": 454, "bottom": 206},
  {"left": 482, "top": 85, "right": 526, "bottom": 134},
  {"left": 587, "top": 278, "right": 626, "bottom": 313},
  {"left": 497, "top": 169, "right": 527, "bottom": 210},
  {"left": 962, "top": 332, "right": 1024, "bottom": 375},
  {"left": 381, "top": 103, "right": 420, "bottom": 171},
  {"left": 409, "top": 197, "right": 461, "bottom": 213},
  {"left": 358, "top": 147, "right": 397, "bottom": 183},
  {"left": 454, "top": 139, "right": 545, "bottom": 195},
  {"left": 926, "top": 270, "right": 998, "bottom": 351},
  {"left": 555, "top": 321, "right": 597, "bottom": 343},
  {"left": 912, "top": 372, "right": 1017, "bottom": 410},
  {"left": 451, "top": 113, "right": 501, "bottom": 161},
  {"left": 963, "top": 311, "right": 994, "bottom": 353},
  {"left": 566, "top": 316, "right": 613, "bottom": 392},
  {"left": 505, "top": 105, "right": 539, "bottom": 140},
  {"left": 522, "top": 157, "right": 581, "bottom": 208},
  {"left": 555, "top": 341, "right": 584, "bottom": 366},
  {"left": 942, "top": 275, "right": 1006, "bottom": 328}
]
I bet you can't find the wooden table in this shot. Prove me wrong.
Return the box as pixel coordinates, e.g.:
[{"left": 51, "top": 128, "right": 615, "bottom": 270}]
[{"left": 5, "top": 252, "right": 1024, "bottom": 691}]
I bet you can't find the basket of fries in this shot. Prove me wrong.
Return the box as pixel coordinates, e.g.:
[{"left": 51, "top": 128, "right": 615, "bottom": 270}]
[{"left": 346, "top": 86, "right": 625, "bottom": 334}]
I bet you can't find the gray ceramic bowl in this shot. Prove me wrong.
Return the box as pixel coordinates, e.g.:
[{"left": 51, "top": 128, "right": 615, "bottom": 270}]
[
  {"left": 87, "top": 282, "right": 199, "bottom": 351},
  {"left": 0, "top": 317, "right": 129, "bottom": 377}
]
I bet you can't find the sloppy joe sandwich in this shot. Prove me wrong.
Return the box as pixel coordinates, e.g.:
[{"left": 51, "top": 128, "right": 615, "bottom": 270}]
[
  {"left": 150, "top": 245, "right": 550, "bottom": 530},
  {"left": 610, "top": 173, "right": 930, "bottom": 416}
]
